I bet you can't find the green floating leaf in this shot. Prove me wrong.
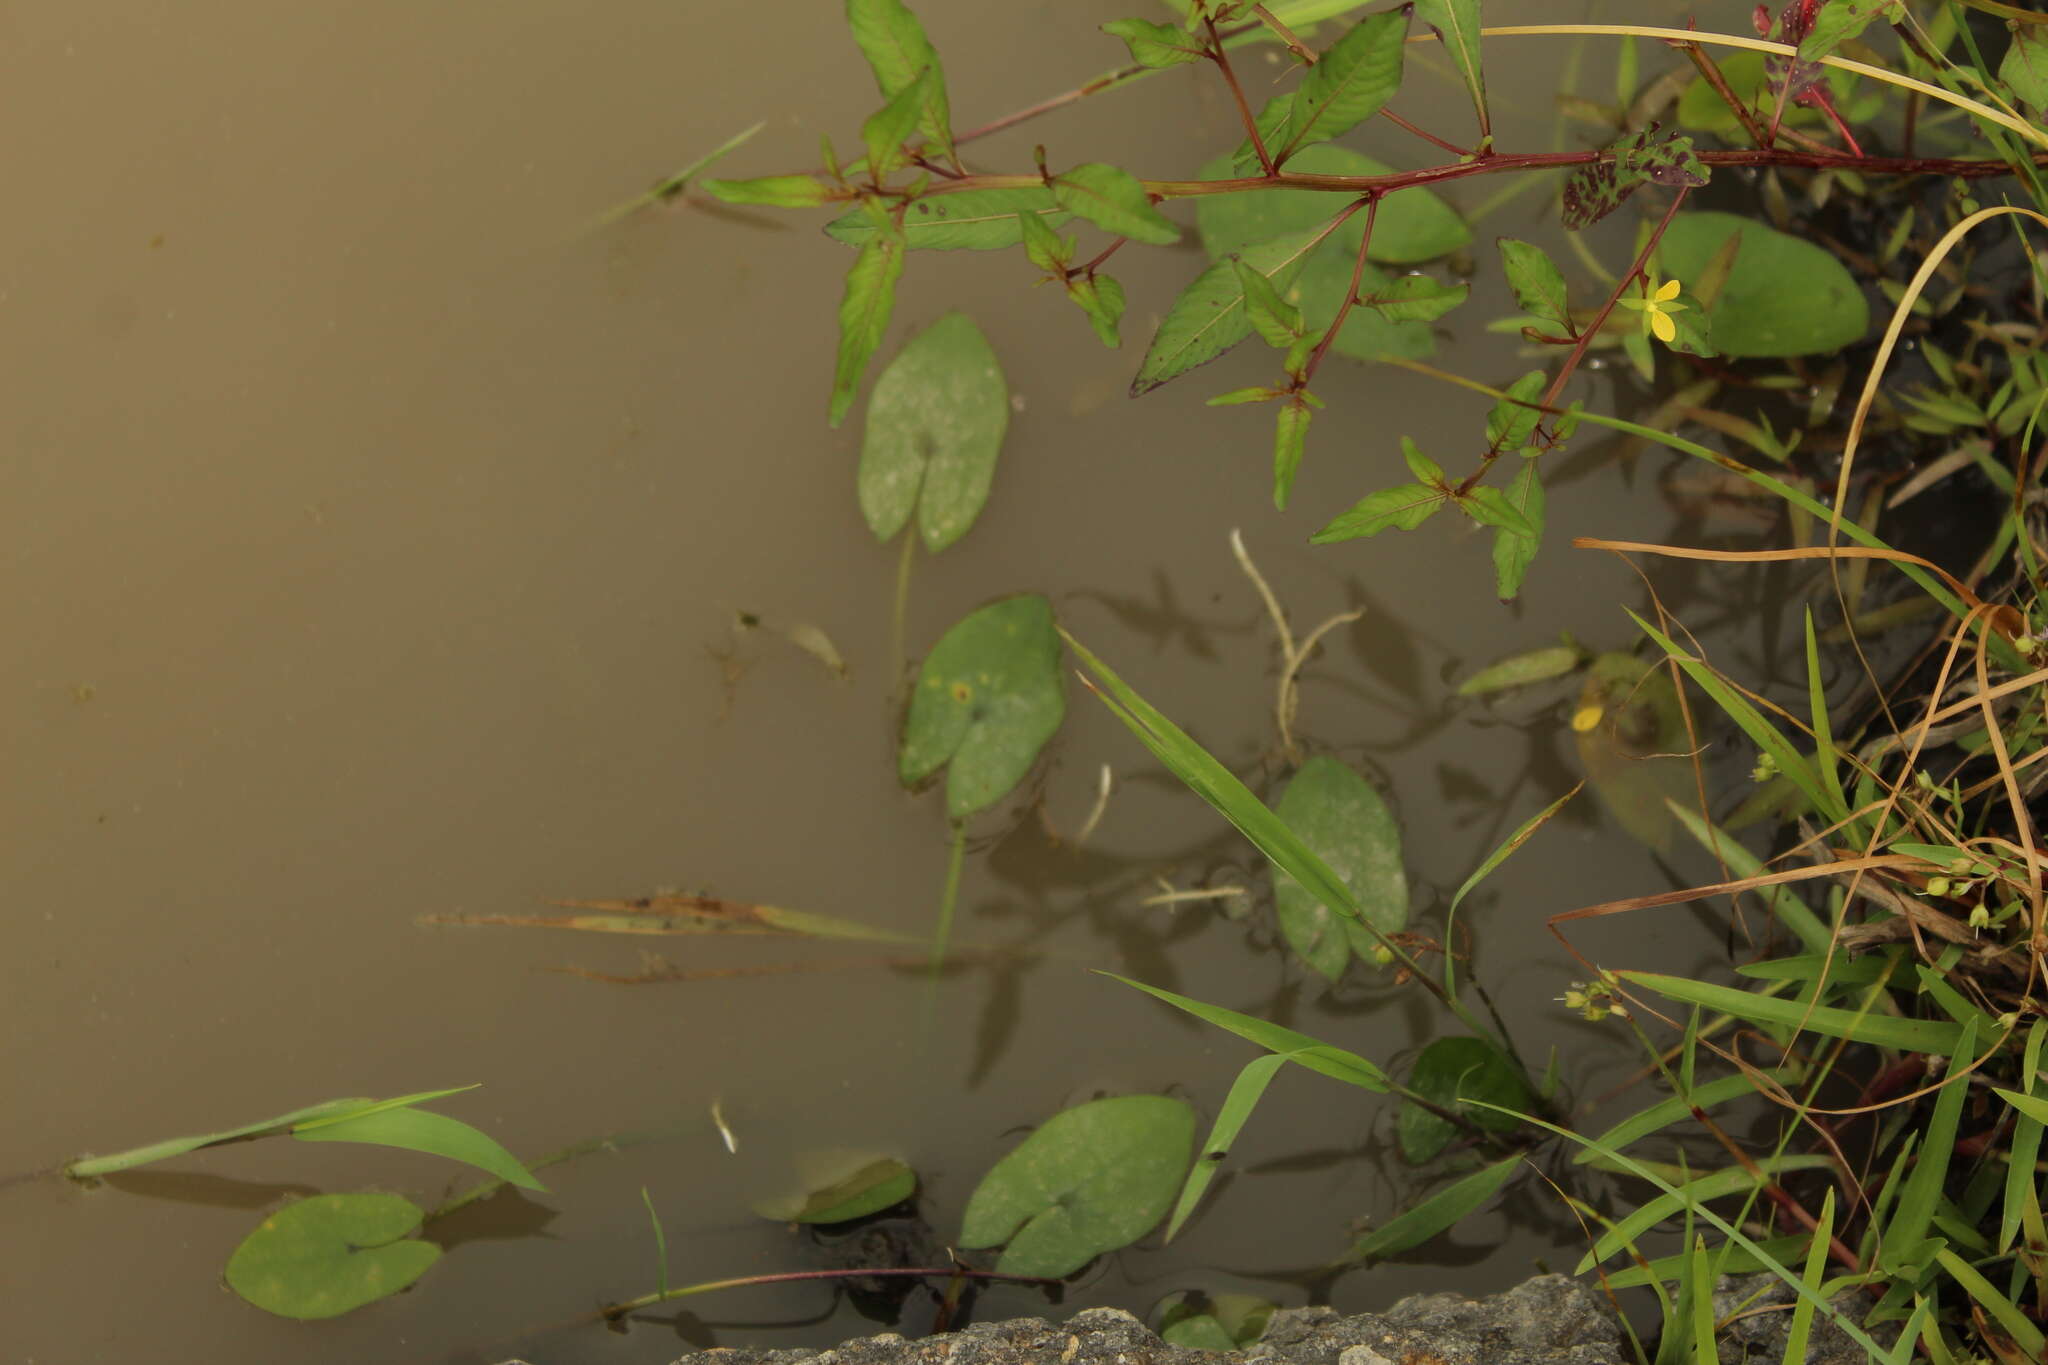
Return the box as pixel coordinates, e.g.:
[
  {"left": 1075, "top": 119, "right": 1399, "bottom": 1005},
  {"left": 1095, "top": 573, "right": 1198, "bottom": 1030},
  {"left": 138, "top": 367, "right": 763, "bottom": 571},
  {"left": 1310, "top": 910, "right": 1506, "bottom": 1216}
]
[
  {"left": 1491, "top": 462, "right": 1544, "bottom": 601},
  {"left": 1412, "top": 0, "right": 1487, "bottom": 144},
  {"left": 1276, "top": 10, "right": 1407, "bottom": 162},
  {"left": 67, "top": 1097, "right": 382, "bottom": 1180},
  {"left": 858, "top": 312, "right": 1009, "bottom": 551},
  {"left": 2003, "top": 24, "right": 2048, "bottom": 110},
  {"left": 226, "top": 1194, "right": 441, "bottom": 1320},
  {"left": 959, "top": 1095, "right": 1193, "bottom": 1278},
  {"left": 700, "top": 175, "right": 836, "bottom": 208},
  {"left": 1497, "top": 239, "right": 1570, "bottom": 330},
  {"left": 1349, "top": 1154, "right": 1519, "bottom": 1262},
  {"left": 825, "top": 188, "right": 1071, "bottom": 251},
  {"left": 1560, "top": 123, "right": 1707, "bottom": 231},
  {"left": 1195, "top": 146, "right": 1470, "bottom": 266},
  {"left": 1573, "top": 652, "right": 1689, "bottom": 854},
  {"left": 845, "top": 0, "right": 954, "bottom": 162},
  {"left": 1457, "top": 643, "right": 1580, "bottom": 696},
  {"left": 1657, "top": 213, "right": 1865, "bottom": 358},
  {"left": 753, "top": 1151, "right": 917, "bottom": 1223},
  {"left": 900, "top": 595, "right": 1064, "bottom": 820},
  {"left": 1130, "top": 229, "right": 1323, "bottom": 395},
  {"left": 293, "top": 1106, "right": 544, "bottom": 1192},
  {"left": 1270, "top": 756, "right": 1407, "bottom": 982},
  {"left": 1309, "top": 483, "right": 1444, "bottom": 543},
  {"left": 1398, "top": 1036, "right": 1533, "bottom": 1164},
  {"left": 1156, "top": 1292, "right": 1275, "bottom": 1350},
  {"left": 1103, "top": 17, "right": 1205, "bottom": 69},
  {"left": 1051, "top": 163, "right": 1179, "bottom": 245},
  {"left": 830, "top": 224, "right": 907, "bottom": 427}
]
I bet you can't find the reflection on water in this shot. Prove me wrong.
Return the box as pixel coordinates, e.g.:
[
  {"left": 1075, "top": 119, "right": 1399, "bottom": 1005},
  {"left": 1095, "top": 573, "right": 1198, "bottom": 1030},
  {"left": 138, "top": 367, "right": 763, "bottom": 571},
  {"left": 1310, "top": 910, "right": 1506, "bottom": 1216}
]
[{"left": 3, "top": 1, "right": 1769, "bottom": 1360}]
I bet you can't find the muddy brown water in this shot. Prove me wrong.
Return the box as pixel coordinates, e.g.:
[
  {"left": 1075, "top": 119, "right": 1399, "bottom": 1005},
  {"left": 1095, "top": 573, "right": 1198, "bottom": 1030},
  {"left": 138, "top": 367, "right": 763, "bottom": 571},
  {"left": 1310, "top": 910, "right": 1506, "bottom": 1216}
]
[{"left": 5, "top": 2, "right": 1808, "bottom": 1361}]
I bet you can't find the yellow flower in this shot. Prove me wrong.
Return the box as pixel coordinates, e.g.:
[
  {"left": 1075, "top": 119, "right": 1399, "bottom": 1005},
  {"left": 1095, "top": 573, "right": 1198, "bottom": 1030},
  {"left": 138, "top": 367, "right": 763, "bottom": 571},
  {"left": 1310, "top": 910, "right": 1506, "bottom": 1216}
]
[{"left": 1620, "top": 277, "right": 1687, "bottom": 345}]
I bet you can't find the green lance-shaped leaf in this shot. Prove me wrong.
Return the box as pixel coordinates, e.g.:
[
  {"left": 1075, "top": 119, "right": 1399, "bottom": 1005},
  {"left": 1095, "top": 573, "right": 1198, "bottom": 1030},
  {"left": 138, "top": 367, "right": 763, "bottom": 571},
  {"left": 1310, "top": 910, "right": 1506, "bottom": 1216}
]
[
  {"left": 829, "top": 221, "right": 906, "bottom": 428},
  {"left": 1310, "top": 482, "right": 1445, "bottom": 543},
  {"left": 1360, "top": 275, "right": 1467, "bottom": 323},
  {"left": 1016, "top": 209, "right": 1073, "bottom": 273},
  {"left": 1103, "top": 17, "right": 1205, "bottom": 68},
  {"left": 225, "top": 1193, "right": 441, "bottom": 1320},
  {"left": 700, "top": 175, "right": 836, "bottom": 208},
  {"left": 1069, "top": 273, "right": 1126, "bottom": 348},
  {"left": 1272, "top": 398, "right": 1312, "bottom": 510},
  {"left": 1398, "top": 1036, "right": 1534, "bottom": 1164},
  {"left": 858, "top": 312, "right": 1009, "bottom": 550},
  {"left": 1231, "top": 93, "right": 1301, "bottom": 173},
  {"left": 1485, "top": 370, "right": 1546, "bottom": 454},
  {"left": 1497, "top": 239, "right": 1570, "bottom": 331},
  {"left": 1108, "top": 973, "right": 1391, "bottom": 1093},
  {"left": 2004, "top": 23, "right": 2048, "bottom": 110},
  {"left": 1412, "top": 0, "right": 1488, "bottom": 145},
  {"left": 825, "top": 187, "right": 1071, "bottom": 252},
  {"left": 1233, "top": 259, "right": 1304, "bottom": 348},
  {"left": 1269, "top": 756, "right": 1407, "bottom": 982},
  {"left": 1459, "top": 484, "right": 1534, "bottom": 540},
  {"left": 1293, "top": 254, "right": 1436, "bottom": 365},
  {"left": 860, "top": 66, "right": 935, "bottom": 178},
  {"left": 845, "top": 0, "right": 954, "bottom": 162},
  {"left": 900, "top": 595, "right": 1065, "bottom": 820},
  {"left": 1349, "top": 1154, "right": 1521, "bottom": 1261},
  {"left": 1050, "top": 163, "right": 1179, "bottom": 245},
  {"left": 1276, "top": 10, "right": 1407, "bottom": 162},
  {"left": 1199, "top": 147, "right": 1469, "bottom": 265},
  {"left": 1653, "top": 211, "right": 1867, "bottom": 358},
  {"left": 1457, "top": 641, "right": 1579, "bottom": 696},
  {"left": 1561, "top": 123, "right": 1707, "bottom": 231},
  {"left": 291, "top": 1105, "right": 545, "bottom": 1191},
  {"left": 1490, "top": 462, "right": 1544, "bottom": 601},
  {"left": 1402, "top": 437, "right": 1445, "bottom": 484},
  {"left": 1131, "top": 228, "right": 1324, "bottom": 395},
  {"left": 65, "top": 1088, "right": 477, "bottom": 1181},
  {"left": 959, "top": 1095, "right": 1194, "bottom": 1278},
  {"left": 1799, "top": 0, "right": 1904, "bottom": 63}
]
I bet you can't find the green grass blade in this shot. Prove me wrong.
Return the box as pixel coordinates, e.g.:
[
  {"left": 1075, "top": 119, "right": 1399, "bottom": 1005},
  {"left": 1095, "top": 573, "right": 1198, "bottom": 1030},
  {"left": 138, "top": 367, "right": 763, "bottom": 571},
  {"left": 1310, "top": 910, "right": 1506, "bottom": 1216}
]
[
  {"left": 1780, "top": 1188, "right": 1835, "bottom": 1365},
  {"left": 289, "top": 1086, "right": 478, "bottom": 1133},
  {"left": 1573, "top": 1071, "right": 1776, "bottom": 1167},
  {"left": 2001, "top": 1020, "right": 2048, "bottom": 1251},
  {"left": 1576, "top": 1156, "right": 1834, "bottom": 1272},
  {"left": 1688, "top": 1235, "right": 1717, "bottom": 1363},
  {"left": 1104, "top": 972, "right": 1390, "bottom": 1092},
  {"left": 65, "top": 1097, "right": 376, "bottom": 1180},
  {"left": 1803, "top": 609, "right": 1850, "bottom": 828},
  {"left": 1346, "top": 1154, "right": 1519, "bottom": 1262},
  {"left": 596, "top": 122, "right": 766, "bottom": 225},
  {"left": 1167, "top": 1052, "right": 1289, "bottom": 1241},
  {"left": 295, "top": 1104, "right": 545, "bottom": 1192},
  {"left": 1627, "top": 610, "right": 1843, "bottom": 826},
  {"left": 1935, "top": 1246, "right": 2044, "bottom": 1359},
  {"left": 1617, "top": 971, "right": 1964, "bottom": 1053},
  {"left": 1444, "top": 784, "right": 1579, "bottom": 994},
  {"left": 1882, "top": 1017, "right": 1979, "bottom": 1269}
]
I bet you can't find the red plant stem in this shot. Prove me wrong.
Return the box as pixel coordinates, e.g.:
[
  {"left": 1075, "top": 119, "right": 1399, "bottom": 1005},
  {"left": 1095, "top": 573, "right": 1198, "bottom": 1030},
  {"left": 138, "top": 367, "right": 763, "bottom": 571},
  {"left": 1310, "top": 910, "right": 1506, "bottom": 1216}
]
[
  {"left": 1380, "top": 105, "right": 1468, "bottom": 157},
  {"left": 1077, "top": 236, "right": 1127, "bottom": 276},
  {"left": 1207, "top": 15, "right": 1274, "bottom": 175},
  {"left": 1681, "top": 42, "right": 1775, "bottom": 150},
  {"left": 1300, "top": 196, "right": 1380, "bottom": 389},
  {"left": 1530, "top": 187, "right": 1690, "bottom": 417}
]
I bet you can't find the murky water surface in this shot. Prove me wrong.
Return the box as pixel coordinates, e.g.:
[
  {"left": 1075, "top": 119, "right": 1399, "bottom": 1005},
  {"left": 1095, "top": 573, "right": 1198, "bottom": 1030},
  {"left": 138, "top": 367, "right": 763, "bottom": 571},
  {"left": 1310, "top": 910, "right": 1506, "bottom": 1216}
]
[{"left": 5, "top": 2, "right": 1798, "bottom": 1360}]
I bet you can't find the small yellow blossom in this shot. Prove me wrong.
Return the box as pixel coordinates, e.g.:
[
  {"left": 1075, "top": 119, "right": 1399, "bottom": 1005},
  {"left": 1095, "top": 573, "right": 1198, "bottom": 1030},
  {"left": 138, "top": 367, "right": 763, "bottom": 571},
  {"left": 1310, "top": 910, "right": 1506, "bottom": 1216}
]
[{"left": 1620, "top": 277, "right": 1687, "bottom": 344}]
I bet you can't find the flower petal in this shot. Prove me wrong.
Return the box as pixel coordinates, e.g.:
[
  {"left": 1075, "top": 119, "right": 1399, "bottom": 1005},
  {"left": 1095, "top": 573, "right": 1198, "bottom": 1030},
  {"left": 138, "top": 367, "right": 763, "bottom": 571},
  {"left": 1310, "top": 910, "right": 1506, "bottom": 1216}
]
[
  {"left": 1650, "top": 310, "right": 1676, "bottom": 344},
  {"left": 1655, "top": 278, "right": 1682, "bottom": 302}
]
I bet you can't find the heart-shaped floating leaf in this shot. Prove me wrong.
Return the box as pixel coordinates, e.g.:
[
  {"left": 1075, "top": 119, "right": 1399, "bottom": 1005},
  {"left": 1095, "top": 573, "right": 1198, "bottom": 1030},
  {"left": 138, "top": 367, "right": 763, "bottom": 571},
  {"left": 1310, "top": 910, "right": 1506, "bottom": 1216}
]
[
  {"left": 1398, "top": 1036, "right": 1533, "bottom": 1164},
  {"left": 1195, "top": 146, "right": 1469, "bottom": 266},
  {"left": 226, "top": 1193, "right": 441, "bottom": 1320},
  {"left": 900, "top": 595, "right": 1065, "bottom": 820},
  {"left": 960, "top": 1094, "right": 1193, "bottom": 1278},
  {"left": 1652, "top": 211, "right": 1867, "bottom": 358},
  {"left": 858, "top": 312, "right": 1010, "bottom": 552},
  {"left": 1270, "top": 756, "right": 1407, "bottom": 982},
  {"left": 753, "top": 1150, "right": 918, "bottom": 1223}
]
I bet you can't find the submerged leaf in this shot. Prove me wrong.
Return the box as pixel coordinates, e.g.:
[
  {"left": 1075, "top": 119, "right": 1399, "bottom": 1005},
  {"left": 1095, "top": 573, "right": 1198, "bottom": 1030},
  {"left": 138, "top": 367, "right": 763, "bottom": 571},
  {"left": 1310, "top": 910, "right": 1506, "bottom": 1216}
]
[
  {"left": 1573, "top": 652, "right": 1690, "bottom": 853},
  {"left": 754, "top": 1151, "right": 917, "bottom": 1223},
  {"left": 960, "top": 1095, "right": 1193, "bottom": 1277},
  {"left": 426, "top": 894, "right": 921, "bottom": 944},
  {"left": 1157, "top": 1292, "right": 1276, "bottom": 1350},
  {"left": 1270, "top": 756, "right": 1407, "bottom": 982},
  {"left": 858, "top": 312, "right": 1009, "bottom": 551},
  {"left": 900, "top": 595, "right": 1065, "bottom": 820},
  {"left": 1457, "top": 642, "right": 1580, "bottom": 696},
  {"left": 226, "top": 1194, "right": 441, "bottom": 1320},
  {"left": 1398, "top": 1037, "right": 1533, "bottom": 1164},
  {"left": 1349, "top": 1154, "right": 1520, "bottom": 1261}
]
